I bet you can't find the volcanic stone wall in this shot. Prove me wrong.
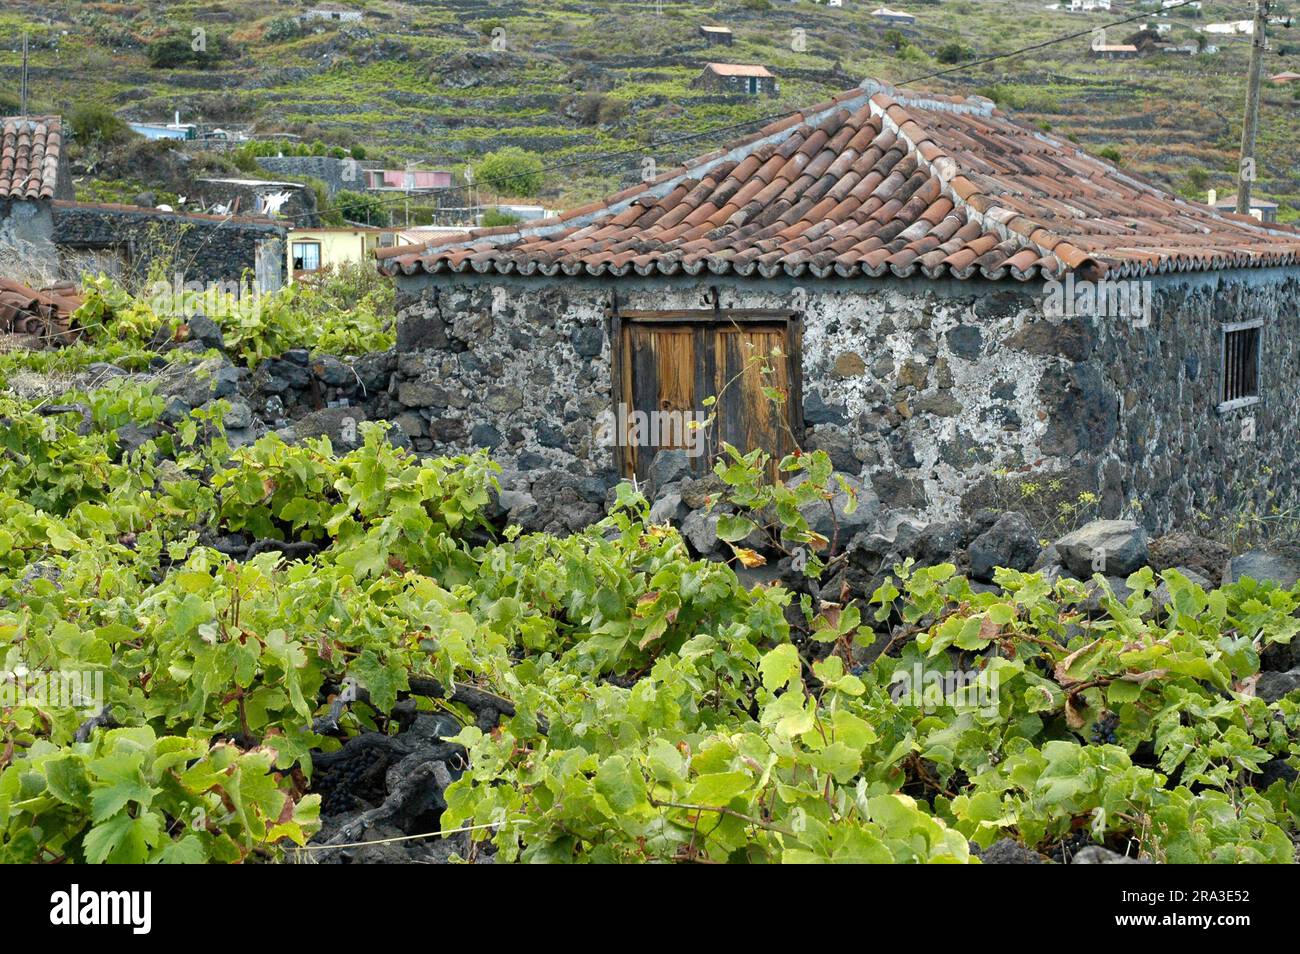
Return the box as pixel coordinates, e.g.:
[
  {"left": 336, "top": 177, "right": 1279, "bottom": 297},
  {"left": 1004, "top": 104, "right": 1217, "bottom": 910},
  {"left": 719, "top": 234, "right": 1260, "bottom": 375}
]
[
  {"left": 389, "top": 267, "right": 1300, "bottom": 533},
  {"left": 54, "top": 203, "right": 286, "bottom": 291}
]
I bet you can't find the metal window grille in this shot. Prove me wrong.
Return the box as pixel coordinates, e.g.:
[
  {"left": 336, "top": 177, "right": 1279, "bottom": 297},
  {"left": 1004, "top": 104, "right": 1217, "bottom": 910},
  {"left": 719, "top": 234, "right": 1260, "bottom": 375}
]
[{"left": 1220, "top": 322, "right": 1261, "bottom": 408}]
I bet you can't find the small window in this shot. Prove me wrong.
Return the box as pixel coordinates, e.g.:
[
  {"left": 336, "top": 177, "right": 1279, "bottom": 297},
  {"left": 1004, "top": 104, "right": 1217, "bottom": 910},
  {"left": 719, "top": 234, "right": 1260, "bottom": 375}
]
[
  {"left": 1219, "top": 321, "right": 1262, "bottom": 411},
  {"left": 292, "top": 241, "right": 322, "bottom": 272}
]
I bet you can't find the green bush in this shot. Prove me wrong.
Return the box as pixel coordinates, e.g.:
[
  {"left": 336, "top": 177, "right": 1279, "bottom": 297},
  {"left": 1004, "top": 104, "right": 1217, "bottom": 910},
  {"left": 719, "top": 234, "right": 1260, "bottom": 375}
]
[
  {"left": 68, "top": 105, "right": 132, "bottom": 148},
  {"left": 146, "top": 32, "right": 235, "bottom": 69},
  {"left": 883, "top": 29, "right": 907, "bottom": 51},
  {"left": 936, "top": 41, "right": 971, "bottom": 65},
  {"left": 475, "top": 146, "right": 545, "bottom": 198},
  {"left": 481, "top": 208, "right": 522, "bottom": 227},
  {"left": 334, "top": 189, "right": 387, "bottom": 226},
  {"left": 264, "top": 16, "right": 302, "bottom": 43}
]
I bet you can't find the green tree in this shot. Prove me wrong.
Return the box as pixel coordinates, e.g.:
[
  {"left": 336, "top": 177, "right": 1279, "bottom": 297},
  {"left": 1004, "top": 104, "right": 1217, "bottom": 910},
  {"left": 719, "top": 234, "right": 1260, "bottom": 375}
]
[
  {"left": 475, "top": 147, "right": 545, "bottom": 198},
  {"left": 68, "top": 105, "right": 132, "bottom": 147},
  {"left": 146, "top": 33, "right": 234, "bottom": 69},
  {"left": 335, "top": 189, "right": 387, "bottom": 226},
  {"left": 936, "top": 41, "right": 971, "bottom": 65}
]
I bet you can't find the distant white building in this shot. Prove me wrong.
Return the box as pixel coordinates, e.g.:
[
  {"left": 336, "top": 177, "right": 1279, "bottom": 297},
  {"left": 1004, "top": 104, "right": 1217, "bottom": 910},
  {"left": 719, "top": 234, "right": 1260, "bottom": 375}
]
[
  {"left": 294, "top": 7, "right": 363, "bottom": 24},
  {"left": 1202, "top": 20, "right": 1253, "bottom": 35},
  {"left": 1163, "top": 0, "right": 1201, "bottom": 8},
  {"left": 1069, "top": 0, "right": 1112, "bottom": 11},
  {"left": 871, "top": 6, "right": 915, "bottom": 23}
]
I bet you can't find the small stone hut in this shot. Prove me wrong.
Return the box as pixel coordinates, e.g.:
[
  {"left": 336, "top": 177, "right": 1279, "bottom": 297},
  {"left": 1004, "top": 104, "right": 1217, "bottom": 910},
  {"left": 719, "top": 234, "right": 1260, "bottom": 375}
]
[{"left": 377, "top": 80, "right": 1300, "bottom": 532}]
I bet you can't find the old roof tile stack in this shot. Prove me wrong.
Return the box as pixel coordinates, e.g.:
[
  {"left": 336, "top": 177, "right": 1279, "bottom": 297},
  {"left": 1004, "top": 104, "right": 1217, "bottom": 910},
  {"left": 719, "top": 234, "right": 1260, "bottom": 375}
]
[
  {"left": 378, "top": 81, "right": 1300, "bottom": 282},
  {"left": 0, "top": 279, "right": 83, "bottom": 348},
  {"left": 0, "top": 116, "right": 64, "bottom": 201}
]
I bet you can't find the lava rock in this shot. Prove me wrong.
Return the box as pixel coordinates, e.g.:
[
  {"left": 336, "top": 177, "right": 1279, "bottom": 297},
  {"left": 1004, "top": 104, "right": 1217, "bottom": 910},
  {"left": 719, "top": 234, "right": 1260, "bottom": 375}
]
[
  {"left": 787, "top": 472, "right": 880, "bottom": 545},
  {"left": 967, "top": 512, "right": 1040, "bottom": 582},
  {"left": 288, "top": 406, "right": 364, "bottom": 451},
  {"left": 570, "top": 326, "right": 604, "bottom": 357},
  {"left": 312, "top": 354, "right": 353, "bottom": 387},
  {"left": 649, "top": 491, "right": 686, "bottom": 526},
  {"left": 1256, "top": 668, "right": 1300, "bottom": 704},
  {"left": 220, "top": 399, "right": 253, "bottom": 430},
  {"left": 803, "top": 388, "right": 847, "bottom": 426},
  {"left": 470, "top": 423, "right": 503, "bottom": 449},
  {"left": 805, "top": 426, "right": 860, "bottom": 474},
  {"left": 648, "top": 449, "right": 694, "bottom": 490},
  {"left": 680, "top": 509, "right": 721, "bottom": 556},
  {"left": 1055, "top": 520, "right": 1148, "bottom": 578},
  {"left": 1147, "top": 532, "right": 1230, "bottom": 582},
  {"left": 977, "top": 838, "right": 1046, "bottom": 864},
  {"left": 1226, "top": 550, "right": 1300, "bottom": 589},
  {"left": 185, "top": 315, "right": 225, "bottom": 351}
]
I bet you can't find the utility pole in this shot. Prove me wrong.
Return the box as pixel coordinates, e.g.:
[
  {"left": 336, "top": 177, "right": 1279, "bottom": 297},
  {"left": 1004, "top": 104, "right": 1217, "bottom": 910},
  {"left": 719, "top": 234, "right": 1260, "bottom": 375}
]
[
  {"left": 20, "top": 33, "right": 28, "bottom": 117},
  {"left": 1237, "top": 0, "right": 1272, "bottom": 215}
]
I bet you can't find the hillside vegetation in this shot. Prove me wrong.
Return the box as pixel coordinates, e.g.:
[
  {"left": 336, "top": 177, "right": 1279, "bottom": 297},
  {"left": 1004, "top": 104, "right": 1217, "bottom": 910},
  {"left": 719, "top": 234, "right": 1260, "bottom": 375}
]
[{"left": 0, "top": 0, "right": 1296, "bottom": 217}]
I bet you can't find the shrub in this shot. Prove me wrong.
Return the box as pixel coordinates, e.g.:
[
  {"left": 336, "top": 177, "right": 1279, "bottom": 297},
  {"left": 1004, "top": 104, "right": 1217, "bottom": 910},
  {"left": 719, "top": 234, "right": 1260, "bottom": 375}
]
[
  {"left": 334, "top": 189, "right": 387, "bottom": 226},
  {"left": 481, "top": 208, "right": 522, "bottom": 227},
  {"left": 68, "top": 105, "right": 132, "bottom": 147},
  {"left": 475, "top": 147, "right": 545, "bottom": 198},
  {"left": 264, "top": 16, "right": 302, "bottom": 43},
  {"left": 1097, "top": 145, "right": 1122, "bottom": 165},
  {"left": 146, "top": 32, "right": 235, "bottom": 69},
  {"left": 936, "top": 41, "right": 971, "bottom": 65}
]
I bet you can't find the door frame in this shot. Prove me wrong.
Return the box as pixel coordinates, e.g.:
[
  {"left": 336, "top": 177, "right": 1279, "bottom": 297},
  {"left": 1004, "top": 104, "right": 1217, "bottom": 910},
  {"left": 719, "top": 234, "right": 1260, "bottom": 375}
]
[{"left": 606, "top": 290, "right": 805, "bottom": 479}]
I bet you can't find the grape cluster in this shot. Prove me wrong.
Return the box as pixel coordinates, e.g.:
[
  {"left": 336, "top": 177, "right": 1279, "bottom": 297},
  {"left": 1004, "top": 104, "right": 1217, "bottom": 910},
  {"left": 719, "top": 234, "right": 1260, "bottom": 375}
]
[
  {"left": 1089, "top": 711, "right": 1119, "bottom": 746},
  {"left": 1049, "top": 829, "right": 1096, "bottom": 864},
  {"left": 316, "top": 747, "right": 387, "bottom": 815}
]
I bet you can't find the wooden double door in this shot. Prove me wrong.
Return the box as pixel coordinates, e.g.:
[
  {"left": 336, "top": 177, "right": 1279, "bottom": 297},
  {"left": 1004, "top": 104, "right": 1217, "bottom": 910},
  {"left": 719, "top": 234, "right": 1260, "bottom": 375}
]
[{"left": 611, "top": 308, "right": 804, "bottom": 482}]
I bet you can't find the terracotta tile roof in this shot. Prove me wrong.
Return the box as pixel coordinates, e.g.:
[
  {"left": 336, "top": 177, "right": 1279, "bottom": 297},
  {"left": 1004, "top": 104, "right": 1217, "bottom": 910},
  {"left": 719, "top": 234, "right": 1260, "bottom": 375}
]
[
  {"left": 702, "top": 63, "right": 773, "bottom": 78},
  {"left": 379, "top": 80, "right": 1300, "bottom": 282},
  {"left": 0, "top": 116, "right": 63, "bottom": 201}
]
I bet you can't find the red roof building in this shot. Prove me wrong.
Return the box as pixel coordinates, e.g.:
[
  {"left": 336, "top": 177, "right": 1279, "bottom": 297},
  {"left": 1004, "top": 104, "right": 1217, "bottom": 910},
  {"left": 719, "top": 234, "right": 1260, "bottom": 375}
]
[{"left": 377, "top": 80, "right": 1300, "bottom": 531}]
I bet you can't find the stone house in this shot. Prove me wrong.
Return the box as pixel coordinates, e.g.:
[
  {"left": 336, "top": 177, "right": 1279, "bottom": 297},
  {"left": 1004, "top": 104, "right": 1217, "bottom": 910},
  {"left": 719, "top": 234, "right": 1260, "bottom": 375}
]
[
  {"left": 1089, "top": 43, "right": 1139, "bottom": 59},
  {"left": 55, "top": 201, "right": 286, "bottom": 292},
  {"left": 295, "top": 6, "right": 364, "bottom": 24},
  {"left": 0, "top": 116, "right": 74, "bottom": 275},
  {"left": 871, "top": 7, "right": 917, "bottom": 24},
  {"left": 376, "top": 79, "right": 1300, "bottom": 534},
  {"left": 699, "top": 26, "right": 734, "bottom": 47},
  {"left": 690, "top": 63, "right": 778, "bottom": 97}
]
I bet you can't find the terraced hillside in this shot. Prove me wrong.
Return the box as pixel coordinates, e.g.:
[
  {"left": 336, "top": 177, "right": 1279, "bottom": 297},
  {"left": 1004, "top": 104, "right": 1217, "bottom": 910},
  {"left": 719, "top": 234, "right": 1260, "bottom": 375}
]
[{"left": 0, "top": 0, "right": 1297, "bottom": 217}]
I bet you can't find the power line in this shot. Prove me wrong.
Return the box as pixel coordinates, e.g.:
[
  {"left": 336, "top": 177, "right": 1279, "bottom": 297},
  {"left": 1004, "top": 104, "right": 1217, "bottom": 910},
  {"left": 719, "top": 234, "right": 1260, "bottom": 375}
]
[{"left": 279, "top": 0, "right": 1226, "bottom": 226}]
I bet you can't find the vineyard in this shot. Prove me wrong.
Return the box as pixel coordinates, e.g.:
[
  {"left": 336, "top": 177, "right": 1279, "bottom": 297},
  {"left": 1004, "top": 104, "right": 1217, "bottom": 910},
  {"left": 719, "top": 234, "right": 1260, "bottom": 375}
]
[{"left": 0, "top": 279, "right": 1298, "bottom": 865}]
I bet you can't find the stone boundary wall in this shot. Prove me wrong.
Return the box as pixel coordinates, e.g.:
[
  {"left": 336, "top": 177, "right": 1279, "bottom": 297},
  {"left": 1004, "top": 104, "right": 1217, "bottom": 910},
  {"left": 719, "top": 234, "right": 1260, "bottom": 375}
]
[{"left": 53, "top": 203, "right": 287, "bottom": 291}]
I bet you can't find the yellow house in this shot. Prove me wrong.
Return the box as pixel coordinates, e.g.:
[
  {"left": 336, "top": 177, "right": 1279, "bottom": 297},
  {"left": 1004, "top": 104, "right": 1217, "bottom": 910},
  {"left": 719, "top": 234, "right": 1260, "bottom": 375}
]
[{"left": 286, "top": 227, "right": 399, "bottom": 281}]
